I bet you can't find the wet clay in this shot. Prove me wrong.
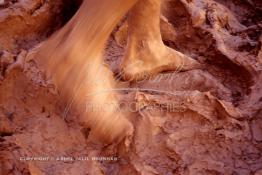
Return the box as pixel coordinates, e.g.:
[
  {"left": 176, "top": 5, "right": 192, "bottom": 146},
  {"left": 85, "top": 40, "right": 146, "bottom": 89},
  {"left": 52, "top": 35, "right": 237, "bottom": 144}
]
[{"left": 0, "top": 0, "right": 262, "bottom": 174}]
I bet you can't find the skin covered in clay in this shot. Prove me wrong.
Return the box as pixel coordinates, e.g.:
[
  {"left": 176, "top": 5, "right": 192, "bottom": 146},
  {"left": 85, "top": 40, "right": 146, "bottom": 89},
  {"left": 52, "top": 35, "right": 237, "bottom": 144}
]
[
  {"left": 121, "top": 0, "right": 201, "bottom": 81},
  {"left": 0, "top": 0, "right": 262, "bottom": 174},
  {"left": 36, "top": 0, "right": 201, "bottom": 143},
  {"left": 36, "top": 0, "right": 138, "bottom": 143}
]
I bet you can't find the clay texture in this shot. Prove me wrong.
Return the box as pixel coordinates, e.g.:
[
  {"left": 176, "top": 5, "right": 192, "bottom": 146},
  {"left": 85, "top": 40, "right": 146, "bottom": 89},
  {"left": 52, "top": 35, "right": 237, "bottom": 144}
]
[{"left": 0, "top": 0, "right": 262, "bottom": 174}]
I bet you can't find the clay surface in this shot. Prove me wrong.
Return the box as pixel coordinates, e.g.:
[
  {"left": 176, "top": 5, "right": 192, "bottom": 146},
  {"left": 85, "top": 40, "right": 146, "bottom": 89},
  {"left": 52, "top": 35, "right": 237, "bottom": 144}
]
[{"left": 0, "top": 0, "right": 262, "bottom": 174}]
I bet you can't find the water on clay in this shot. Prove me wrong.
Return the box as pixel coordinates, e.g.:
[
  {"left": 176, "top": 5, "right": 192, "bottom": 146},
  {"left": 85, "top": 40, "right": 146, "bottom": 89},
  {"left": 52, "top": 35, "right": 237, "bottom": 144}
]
[{"left": 0, "top": 0, "right": 262, "bottom": 174}]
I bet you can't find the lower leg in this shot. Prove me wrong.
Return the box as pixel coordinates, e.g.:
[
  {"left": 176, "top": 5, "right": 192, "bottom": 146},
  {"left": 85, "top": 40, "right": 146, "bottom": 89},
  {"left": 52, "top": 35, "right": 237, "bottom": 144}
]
[
  {"left": 121, "top": 0, "right": 201, "bottom": 81},
  {"left": 37, "top": 0, "right": 137, "bottom": 143}
]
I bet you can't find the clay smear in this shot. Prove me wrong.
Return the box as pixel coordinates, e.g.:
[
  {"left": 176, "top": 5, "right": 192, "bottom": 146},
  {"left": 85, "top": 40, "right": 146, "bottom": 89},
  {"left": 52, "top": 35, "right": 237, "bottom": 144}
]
[{"left": 0, "top": 0, "right": 262, "bottom": 174}]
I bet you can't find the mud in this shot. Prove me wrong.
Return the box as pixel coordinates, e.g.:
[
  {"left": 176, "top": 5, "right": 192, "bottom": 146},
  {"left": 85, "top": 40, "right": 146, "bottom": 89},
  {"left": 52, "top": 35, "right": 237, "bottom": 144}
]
[{"left": 0, "top": 0, "right": 262, "bottom": 174}]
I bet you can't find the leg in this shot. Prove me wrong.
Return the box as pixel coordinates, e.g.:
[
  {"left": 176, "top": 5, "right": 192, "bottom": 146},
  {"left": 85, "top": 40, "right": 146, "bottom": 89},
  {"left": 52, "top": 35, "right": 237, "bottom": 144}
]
[
  {"left": 121, "top": 0, "right": 202, "bottom": 81},
  {"left": 37, "top": 0, "right": 138, "bottom": 143}
]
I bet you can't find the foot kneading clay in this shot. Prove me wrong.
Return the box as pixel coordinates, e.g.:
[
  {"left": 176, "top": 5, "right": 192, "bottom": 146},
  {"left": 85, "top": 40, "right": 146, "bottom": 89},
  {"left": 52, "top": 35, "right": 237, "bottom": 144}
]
[{"left": 0, "top": 0, "right": 262, "bottom": 174}]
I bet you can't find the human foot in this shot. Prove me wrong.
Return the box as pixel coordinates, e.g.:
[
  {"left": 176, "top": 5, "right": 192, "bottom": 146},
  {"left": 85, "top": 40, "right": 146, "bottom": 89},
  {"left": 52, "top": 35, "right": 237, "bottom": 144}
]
[
  {"left": 119, "top": 0, "right": 202, "bottom": 82},
  {"left": 63, "top": 62, "right": 134, "bottom": 143},
  {"left": 35, "top": 0, "right": 137, "bottom": 143},
  {"left": 120, "top": 43, "right": 202, "bottom": 81}
]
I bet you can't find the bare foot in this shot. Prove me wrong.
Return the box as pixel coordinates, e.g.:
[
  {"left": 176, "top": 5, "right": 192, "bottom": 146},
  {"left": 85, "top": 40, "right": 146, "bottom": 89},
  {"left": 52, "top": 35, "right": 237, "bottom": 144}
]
[
  {"left": 64, "top": 63, "right": 134, "bottom": 144},
  {"left": 35, "top": 0, "right": 137, "bottom": 144},
  {"left": 120, "top": 43, "right": 202, "bottom": 81},
  {"left": 89, "top": 111, "right": 134, "bottom": 144},
  {"left": 119, "top": 0, "right": 202, "bottom": 82}
]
